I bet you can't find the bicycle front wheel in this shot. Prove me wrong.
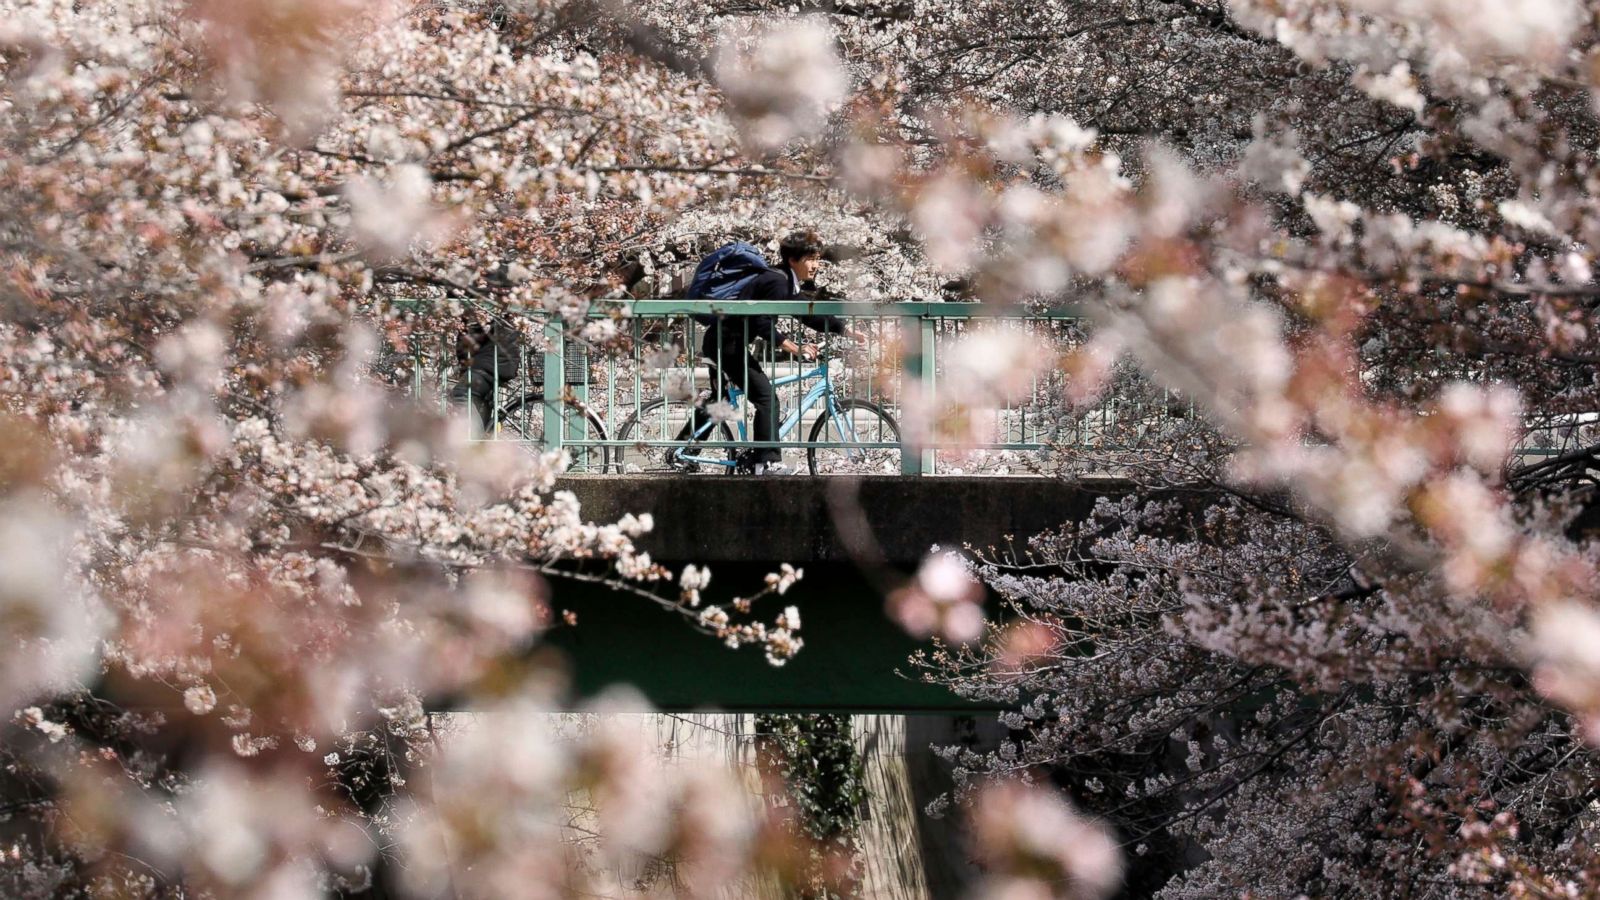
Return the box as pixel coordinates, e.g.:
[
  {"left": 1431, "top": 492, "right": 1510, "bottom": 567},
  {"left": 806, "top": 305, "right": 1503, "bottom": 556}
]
[
  {"left": 496, "top": 392, "right": 612, "bottom": 473},
  {"left": 807, "top": 398, "right": 901, "bottom": 475},
  {"left": 616, "top": 397, "right": 736, "bottom": 474}
]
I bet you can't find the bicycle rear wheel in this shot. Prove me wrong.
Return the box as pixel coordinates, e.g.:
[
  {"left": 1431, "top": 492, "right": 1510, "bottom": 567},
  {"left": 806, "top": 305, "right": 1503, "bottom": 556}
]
[
  {"left": 496, "top": 392, "right": 612, "bottom": 473},
  {"left": 807, "top": 398, "right": 901, "bottom": 475},
  {"left": 616, "top": 397, "right": 736, "bottom": 474}
]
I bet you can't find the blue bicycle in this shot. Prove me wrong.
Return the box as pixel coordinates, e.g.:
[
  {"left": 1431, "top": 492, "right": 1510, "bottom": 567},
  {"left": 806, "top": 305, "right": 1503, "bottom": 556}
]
[{"left": 615, "top": 349, "right": 901, "bottom": 475}]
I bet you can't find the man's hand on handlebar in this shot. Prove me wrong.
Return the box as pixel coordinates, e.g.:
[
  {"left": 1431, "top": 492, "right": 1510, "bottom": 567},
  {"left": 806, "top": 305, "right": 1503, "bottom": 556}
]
[{"left": 779, "top": 339, "right": 819, "bottom": 362}]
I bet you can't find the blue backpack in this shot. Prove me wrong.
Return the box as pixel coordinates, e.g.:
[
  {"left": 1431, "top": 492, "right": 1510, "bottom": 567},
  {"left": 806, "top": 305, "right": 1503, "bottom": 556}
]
[{"left": 685, "top": 242, "right": 771, "bottom": 324}]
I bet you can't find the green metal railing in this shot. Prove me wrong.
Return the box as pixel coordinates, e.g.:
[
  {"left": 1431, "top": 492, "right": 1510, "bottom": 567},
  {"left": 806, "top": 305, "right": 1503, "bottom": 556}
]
[
  {"left": 414, "top": 299, "right": 1106, "bottom": 475},
  {"left": 402, "top": 297, "right": 1581, "bottom": 476}
]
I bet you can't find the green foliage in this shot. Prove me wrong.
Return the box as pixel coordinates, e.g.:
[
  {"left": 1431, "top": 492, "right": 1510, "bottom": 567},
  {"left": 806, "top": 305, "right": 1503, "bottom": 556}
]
[{"left": 755, "top": 714, "right": 869, "bottom": 897}]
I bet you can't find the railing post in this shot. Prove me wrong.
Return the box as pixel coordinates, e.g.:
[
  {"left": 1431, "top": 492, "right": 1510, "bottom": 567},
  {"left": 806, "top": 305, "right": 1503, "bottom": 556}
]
[
  {"left": 541, "top": 317, "right": 565, "bottom": 456},
  {"left": 567, "top": 368, "right": 588, "bottom": 443},
  {"left": 565, "top": 338, "right": 591, "bottom": 469},
  {"left": 900, "top": 309, "right": 937, "bottom": 476},
  {"left": 439, "top": 330, "right": 452, "bottom": 418}
]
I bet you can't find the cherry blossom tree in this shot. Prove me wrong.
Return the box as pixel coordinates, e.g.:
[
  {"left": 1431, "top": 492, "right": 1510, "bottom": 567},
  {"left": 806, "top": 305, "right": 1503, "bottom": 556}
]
[
  {"left": 0, "top": 2, "right": 821, "bottom": 895},
  {"left": 606, "top": 0, "right": 1600, "bottom": 893},
  {"left": 794, "top": 0, "right": 1600, "bottom": 894},
  {"left": 15, "top": 0, "right": 1600, "bottom": 896}
]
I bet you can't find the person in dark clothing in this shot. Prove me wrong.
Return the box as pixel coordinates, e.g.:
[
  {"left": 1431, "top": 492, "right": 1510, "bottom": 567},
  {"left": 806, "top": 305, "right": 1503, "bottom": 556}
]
[
  {"left": 698, "top": 229, "right": 866, "bottom": 474},
  {"left": 451, "top": 311, "right": 521, "bottom": 437}
]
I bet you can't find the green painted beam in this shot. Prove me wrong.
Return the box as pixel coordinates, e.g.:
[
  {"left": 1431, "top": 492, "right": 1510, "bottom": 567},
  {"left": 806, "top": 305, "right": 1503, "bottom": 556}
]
[
  {"left": 543, "top": 561, "right": 997, "bottom": 713},
  {"left": 536, "top": 476, "right": 1196, "bottom": 712}
]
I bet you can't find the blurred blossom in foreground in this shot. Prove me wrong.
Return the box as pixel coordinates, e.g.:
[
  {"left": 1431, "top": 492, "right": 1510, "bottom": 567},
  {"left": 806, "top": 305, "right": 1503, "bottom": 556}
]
[
  {"left": 1531, "top": 601, "right": 1600, "bottom": 743},
  {"left": 889, "top": 552, "right": 986, "bottom": 643},
  {"left": 991, "top": 620, "right": 1061, "bottom": 680},
  {"left": 1058, "top": 331, "right": 1125, "bottom": 410},
  {"left": 970, "top": 782, "right": 1123, "bottom": 900},
  {"left": 901, "top": 326, "right": 1055, "bottom": 455},
  {"left": 344, "top": 163, "right": 453, "bottom": 261},
  {"left": 400, "top": 691, "right": 759, "bottom": 899},
  {"left": 399, "top": 698, "right": 573, "bottom": 899},
  {"left": 1339, "top": 0, "right": 1583, "bottom": 67},
  {"left": 1238, "top": 122, "right": 1311, "bottom": 195},
  {"left": 713, "top": 18, "right": 847, "bottom": 155},
  {"left": 1434, "top": 382, "right": 1522, "bottom": 474},
  {"left": 0, "top": 496, "right": 102, "bottom": 710},
  {"left": 913, "top": 172, "right": 990, "bottom": 273},
  {"left": 187, "top": 0, "right": 383, "bottom": 138},
  {"left": 137, "top": 762, "right": 370, "bottom": 897}
]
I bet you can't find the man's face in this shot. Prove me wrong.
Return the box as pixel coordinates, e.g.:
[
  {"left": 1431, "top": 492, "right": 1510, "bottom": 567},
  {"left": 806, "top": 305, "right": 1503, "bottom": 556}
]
[{"left": 791, "top": 253, "right": 823, "bottom": 283}]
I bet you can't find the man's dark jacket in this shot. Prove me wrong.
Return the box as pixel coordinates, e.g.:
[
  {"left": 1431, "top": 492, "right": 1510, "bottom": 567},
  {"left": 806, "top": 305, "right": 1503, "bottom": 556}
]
[
  {"left": 458, "top": 317, "right": 519, "bottom": 379},
  {"left": 698, "top": 264, "right": 848, "bottom": 362}
]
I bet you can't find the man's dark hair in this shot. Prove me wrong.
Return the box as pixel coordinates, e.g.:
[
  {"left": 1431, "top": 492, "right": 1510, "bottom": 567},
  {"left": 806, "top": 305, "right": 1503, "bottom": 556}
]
[{"left": 779, "top": 228, "right": 824, "bottom": 264}]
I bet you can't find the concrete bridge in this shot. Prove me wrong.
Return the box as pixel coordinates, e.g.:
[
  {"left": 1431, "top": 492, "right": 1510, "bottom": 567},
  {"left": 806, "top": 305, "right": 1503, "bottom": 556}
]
[
  {"left": 414, "top": 299, "right": 1193, "bottom": 709},
  {"left": 549, "top": 475, "right": 1154, "bottom": 711}
]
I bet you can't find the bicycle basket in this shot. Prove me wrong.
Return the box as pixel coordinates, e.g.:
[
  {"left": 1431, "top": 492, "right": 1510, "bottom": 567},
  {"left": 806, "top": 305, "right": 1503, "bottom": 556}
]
[{"left": 526, "top": 337, "right": 590, "bottom": 385}]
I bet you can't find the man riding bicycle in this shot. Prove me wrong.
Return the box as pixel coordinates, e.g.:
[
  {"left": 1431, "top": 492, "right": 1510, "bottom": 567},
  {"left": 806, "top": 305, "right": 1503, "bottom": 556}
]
[{"left": 698, "top": 228, "right": 866, "bottom": 474}]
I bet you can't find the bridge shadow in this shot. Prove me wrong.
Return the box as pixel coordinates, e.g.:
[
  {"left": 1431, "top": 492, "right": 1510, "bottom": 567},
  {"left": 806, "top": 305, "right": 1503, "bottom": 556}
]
[{"left": 545, "top": 474, "right": 1168, "bottom": 712}]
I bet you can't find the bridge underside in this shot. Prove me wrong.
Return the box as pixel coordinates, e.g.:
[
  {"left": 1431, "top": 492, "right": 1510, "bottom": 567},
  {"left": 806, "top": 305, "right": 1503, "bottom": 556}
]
[{"left": 547, "top": 476, "right": 1140, "bottom": 711}]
